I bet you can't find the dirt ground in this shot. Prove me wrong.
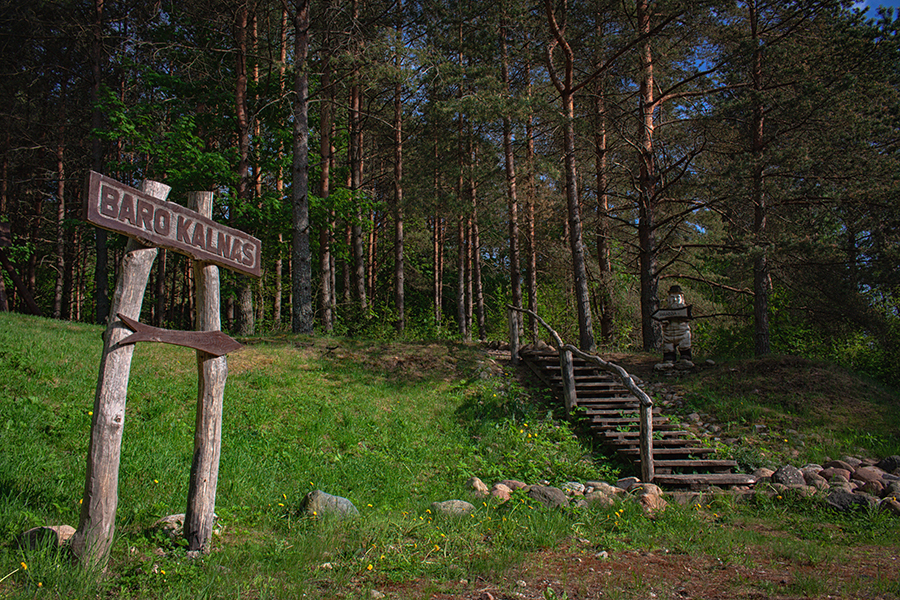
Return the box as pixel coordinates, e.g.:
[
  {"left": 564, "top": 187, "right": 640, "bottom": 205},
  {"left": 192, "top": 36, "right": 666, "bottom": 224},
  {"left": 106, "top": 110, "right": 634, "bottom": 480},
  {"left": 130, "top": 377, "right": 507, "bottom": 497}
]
[{"left": 370, "top": 539, "right": 900, "bottom": 599}]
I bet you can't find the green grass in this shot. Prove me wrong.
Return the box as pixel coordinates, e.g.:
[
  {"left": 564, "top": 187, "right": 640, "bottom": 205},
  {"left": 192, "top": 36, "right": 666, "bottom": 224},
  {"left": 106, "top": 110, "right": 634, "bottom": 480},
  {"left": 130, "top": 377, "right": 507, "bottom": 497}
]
[{"left": 1, "top": 314, "right": 899, "bottom": 599}]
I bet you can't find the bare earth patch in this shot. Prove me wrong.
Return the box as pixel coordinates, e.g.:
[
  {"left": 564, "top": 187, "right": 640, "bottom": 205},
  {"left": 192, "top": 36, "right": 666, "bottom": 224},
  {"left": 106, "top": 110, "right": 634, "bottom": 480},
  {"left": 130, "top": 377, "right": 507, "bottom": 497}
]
[{"left": 363, "top": 540, "right": 900, "bottom": 599}]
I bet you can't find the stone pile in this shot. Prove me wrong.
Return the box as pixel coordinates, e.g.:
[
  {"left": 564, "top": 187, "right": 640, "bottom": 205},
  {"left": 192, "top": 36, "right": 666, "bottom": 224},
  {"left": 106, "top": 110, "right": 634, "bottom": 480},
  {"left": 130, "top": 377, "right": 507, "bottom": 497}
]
[{"left": 752, "top": 455, "right": 900, "bottom": 516}]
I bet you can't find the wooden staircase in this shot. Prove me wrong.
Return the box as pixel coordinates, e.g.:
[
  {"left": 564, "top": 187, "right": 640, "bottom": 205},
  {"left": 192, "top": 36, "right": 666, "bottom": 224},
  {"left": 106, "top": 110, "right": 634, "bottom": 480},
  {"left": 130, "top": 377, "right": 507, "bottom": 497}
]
[{"left": 519, "top": 348, "right": 757, "bottom": 489}]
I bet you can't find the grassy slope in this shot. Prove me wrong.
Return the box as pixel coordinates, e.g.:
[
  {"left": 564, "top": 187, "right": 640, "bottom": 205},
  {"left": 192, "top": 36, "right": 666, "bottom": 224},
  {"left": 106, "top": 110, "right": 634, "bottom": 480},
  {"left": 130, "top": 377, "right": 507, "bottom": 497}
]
[{"left": 1, "top": 313, "right": 898, "bottom": 599}]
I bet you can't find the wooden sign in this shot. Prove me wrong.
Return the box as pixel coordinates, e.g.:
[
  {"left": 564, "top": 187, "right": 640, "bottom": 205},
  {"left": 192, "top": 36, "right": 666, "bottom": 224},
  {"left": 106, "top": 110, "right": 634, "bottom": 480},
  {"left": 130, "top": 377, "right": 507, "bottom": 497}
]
[
  {"left": 86, "top": 171, "right": 262, "bottom": 278},
  {"left": 652, "top": 305, "right": 692, "bottom": 321},
  {"left": 117, "top": 313, "right": 241, "bottom": 357}
]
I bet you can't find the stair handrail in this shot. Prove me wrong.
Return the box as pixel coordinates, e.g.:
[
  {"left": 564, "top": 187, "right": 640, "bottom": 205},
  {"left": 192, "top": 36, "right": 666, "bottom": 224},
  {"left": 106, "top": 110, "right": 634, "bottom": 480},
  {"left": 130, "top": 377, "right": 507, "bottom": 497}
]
[{"left": 508, "top": 305, "right": 655, "bottom": 483}]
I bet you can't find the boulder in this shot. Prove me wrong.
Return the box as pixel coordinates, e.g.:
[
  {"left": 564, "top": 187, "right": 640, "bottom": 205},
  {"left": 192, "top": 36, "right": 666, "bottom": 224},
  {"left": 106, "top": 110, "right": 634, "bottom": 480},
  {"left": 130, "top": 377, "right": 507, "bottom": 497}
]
[
  {"left": 826, "top": 490, "right": 877, "bottom": 513},
  {"left": 820, "top": 467, "right": 851, "bottom": 483},
  {"left": 431, "top": 499, "right": 475, "bottom": 517},
  {"left": 879, "top": 498, "right": 900, "bottom": 517},
  {"left": 586, "top": 481, "right": 626, "bottom": 497},
  {"left": 466, "top": 476, "right": 489, "bottom": 498},
  {"left": 852, "top": 466, "right": 886, "bottom": 484},
  {"left": 582, "top": 490, "right": 616, "bottom": 508},
  {"left": 155, "top": 514, "right": 186, "bottom": 540},
  {"left": 20, "top": 525, "right": 76, "bottom": 549},
  {"left": 823, "top": 459, "right": 855, "bottom": 472},
  {"left": 490, "top": 483, "right": 512, "bottom": 503},
  {"left": 499, "top": 479, "right": 529, "bottom": 491},
  {"left": 772, "top": 465, "right": 805, "bottom": 487},
  {"left": 563, "top": 481, "right": 585, "bottom": 496},
  {"left": 303, "top": 490, "right": 359, "bottom": 518},
  {"left": 876, "top": 455, "right": 900, "bottom": 474},
  {"left": 527, "top": 485, "right": 570, "bottom": 508}
]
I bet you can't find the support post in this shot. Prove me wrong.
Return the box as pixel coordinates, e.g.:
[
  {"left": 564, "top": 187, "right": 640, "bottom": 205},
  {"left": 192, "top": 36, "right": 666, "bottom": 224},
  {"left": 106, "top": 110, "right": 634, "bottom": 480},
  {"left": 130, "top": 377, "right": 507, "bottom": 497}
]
[
  {"left": 184, "top": 191, "right": 227, "bottom": 553},
  {"left": 640, "top": 402, "right": 654, "bottom": 483},
  {"left": 72, "top": 180, "right": 169, "bottom": 568},
  {"left": 559, "top": 348, "right": 577, "bottom": 415},
  {"left": 508, "top": 306, "right": 519, "bottom": 365}
]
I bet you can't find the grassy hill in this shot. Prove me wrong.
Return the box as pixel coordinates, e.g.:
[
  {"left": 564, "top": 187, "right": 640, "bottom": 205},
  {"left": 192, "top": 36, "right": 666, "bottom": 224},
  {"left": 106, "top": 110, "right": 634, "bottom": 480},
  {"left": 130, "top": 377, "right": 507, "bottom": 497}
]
[{"left": 1, "top": 313, "right": 898, "bottom": 599}]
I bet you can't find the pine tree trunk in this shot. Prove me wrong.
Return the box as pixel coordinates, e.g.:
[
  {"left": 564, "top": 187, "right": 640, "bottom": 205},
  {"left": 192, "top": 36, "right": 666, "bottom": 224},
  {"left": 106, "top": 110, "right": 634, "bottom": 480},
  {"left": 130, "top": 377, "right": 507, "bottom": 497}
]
[
  {"left": 749, "top": 0, "right": 771, "bottom": 356},
  {"left": 235, "top": 2, "right": 254, "bottom": 335},
  {"left": 637, "top": 0, "right": 659, "bottom": 351},
  {"left": 291, "top": 0, "right": 313, "bottom": 334},
  {"left": 393, "top": 19, "right": 405, "bottom": 333},
  {"left": 92, "top": 0, "right": 109, "bottom": 325},
  {"left": 595, "top": 71, "right": 614, "bottom": 342},
  {"left": 501, "top": 17, "right": 522, "bottom": 336},
  {"left": 53, "top": 92, "right": 66, "bottom": 319}
]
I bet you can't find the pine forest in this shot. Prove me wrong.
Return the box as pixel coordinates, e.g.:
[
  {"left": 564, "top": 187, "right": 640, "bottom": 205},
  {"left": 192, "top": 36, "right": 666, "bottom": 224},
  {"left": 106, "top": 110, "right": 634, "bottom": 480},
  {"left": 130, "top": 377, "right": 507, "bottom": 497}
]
[{"left": 1, "top": 0, "right": 898, "bottom": 384}]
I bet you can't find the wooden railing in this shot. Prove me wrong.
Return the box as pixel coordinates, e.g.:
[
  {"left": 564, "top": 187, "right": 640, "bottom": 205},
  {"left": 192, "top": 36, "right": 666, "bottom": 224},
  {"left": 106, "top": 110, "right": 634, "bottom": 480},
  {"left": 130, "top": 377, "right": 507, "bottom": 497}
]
[{"left": 508, "top": 306, "right": 655, "bottom": 483}]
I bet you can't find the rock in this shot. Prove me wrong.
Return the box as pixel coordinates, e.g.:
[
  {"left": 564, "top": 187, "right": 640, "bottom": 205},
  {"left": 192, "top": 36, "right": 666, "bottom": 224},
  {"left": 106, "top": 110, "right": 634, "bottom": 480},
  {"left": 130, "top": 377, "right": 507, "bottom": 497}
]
[
  {"left": 155, "top": 514, "right": 186, "bottom": 540},
  {"left": 858, "top": 480, "right": 884, "bottom": 497},
  {"left": 879, "top": 498, "right": 900, "bottom": 517},
  {"left": 431, "top": 500, "right": 476, "bottom": 517},
  {"left": 804, "top": 472, "right": 829, "bottom": 490},
  {"left": 753, "top": 468, "right": 775, "bottom": 481},
  {"left": 754, "top": 424, "right": 768, "bottom": 434},
  {"left": 687, "top": 412, "right": 701, "bottom": 423},
  {"left": 369, "top": 590, "right": 386, "bottom": 599},
  {"left": 823, "top": 459, "right": 855, "bottom": 472},
  {"left": 876, "top": 455, "right": 900, "bottom": 474},
  {"left": 853, "top": 466, "right": 886, "bottom": 483},
  {"left": 563, "top": 481, "right": 585, "bottom": 496},
  {"left": 772, "top": 465, "right": 805, "bottom": 487},
  {"left": 499, "top": 479, "right": 529, "bottom": 491},
  {"left": 839, "top": 456, "right": 862, "bottom": 469},
  {"left": 826, "top": 490, "right": 877, "bottom": 512},
  {"left": 20, "top": 525, "right": 76, "bottom": 549},
  {"left": 490, "top": 483, "right": 512, "bottom": 503},
  {"left": 820, "top": 467, "right": 851, "bottom": 482},
  {"left": 617, "top": 477, "right": 641, "bottom": 490},
  {"left": 883, "top": 481, "right": 900, "bottom": 499},
  {"left": 303, "top": 490, "right": 359, "bottom": 518},
  {"left": 639, "top": 492, "right": 668, "bottom": 516},
  {"left": 629, "top": 482, "right": 663, "bottom": 497},
  {"left": 466, "top": 476, "right": 489, "bottom": 498},
  {"left": 527, "top": 485, "right": 570, "bottom": 508},
  {"left": 582, "top": 490, "right": 616, "bottom": 508}
]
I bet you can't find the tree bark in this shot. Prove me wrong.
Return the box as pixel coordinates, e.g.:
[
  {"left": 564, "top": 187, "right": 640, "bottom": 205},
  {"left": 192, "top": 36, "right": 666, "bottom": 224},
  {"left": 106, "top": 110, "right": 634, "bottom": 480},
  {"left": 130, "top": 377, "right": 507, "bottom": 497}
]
[
  {"left": 92, "top": 0, "right": 109, "bottom": 325},
  {"left": 544, "top": 0, "right": 595, "bottom": 352},
  {"left": 637, "top": 0, "right": 660, "bottom": 351},
  {"left": 749, "top": 0, "right": 771, "bottom": 356},
  {"left": 594, "top": 69, "right": 614, "bottom": 342},
  {"left": 72, "top": 179, "right": 168, "bottom": 568},
  {"left": 235, "top": 1, "right": 254, "bottom": 335},
  {"left": 53, "top": 88, "right": 66, "bottom": 319},
  {"left": 393, "top": 6, "right": 405, "bottom": 333},
  {"left": 501, "top": 15, "right": 522, "bottom": 336},
  {"left": 291, "top": 0, "right": 313, "bottom": 334},
  {"left": 184, "top": 191, "right": 227, "bottom": 553}
]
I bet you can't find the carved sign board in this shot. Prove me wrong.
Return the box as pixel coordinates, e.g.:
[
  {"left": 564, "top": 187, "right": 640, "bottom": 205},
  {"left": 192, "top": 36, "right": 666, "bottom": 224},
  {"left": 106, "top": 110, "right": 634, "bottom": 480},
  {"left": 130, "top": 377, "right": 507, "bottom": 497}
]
[
  {"left": 86, "top": 171, "right": 262, "bottom": 277},
  {"left": 652, "top": 305, "right": 692, "bottom": 321}
]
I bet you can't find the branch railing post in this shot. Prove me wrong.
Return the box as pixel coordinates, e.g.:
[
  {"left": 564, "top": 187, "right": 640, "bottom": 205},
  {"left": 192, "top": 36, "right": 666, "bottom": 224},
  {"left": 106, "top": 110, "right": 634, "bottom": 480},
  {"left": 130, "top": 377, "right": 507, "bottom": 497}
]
[
  {"left": 508, "top": 306, "right": 519, "bottom": 366},
  {"left": 559, "top": 347, "right": 577, "bottom": 415},
  {"left": 508, "top": 305, "right": 654, "bottom": 483}
]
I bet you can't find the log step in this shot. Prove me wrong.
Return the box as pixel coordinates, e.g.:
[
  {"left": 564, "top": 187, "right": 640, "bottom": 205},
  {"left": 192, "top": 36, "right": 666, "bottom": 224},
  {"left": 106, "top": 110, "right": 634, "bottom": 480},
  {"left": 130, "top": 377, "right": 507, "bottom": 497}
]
[{"left": 652, "top": 473, "right": 758, "bottom": 488}]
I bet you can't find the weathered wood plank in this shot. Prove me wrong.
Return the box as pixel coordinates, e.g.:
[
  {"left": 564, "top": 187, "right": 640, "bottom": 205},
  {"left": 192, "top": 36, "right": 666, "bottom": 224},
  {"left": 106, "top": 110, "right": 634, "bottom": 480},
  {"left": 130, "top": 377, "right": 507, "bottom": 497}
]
[{"left": 117, "top": 313, "right": 241, "bottom": 357}]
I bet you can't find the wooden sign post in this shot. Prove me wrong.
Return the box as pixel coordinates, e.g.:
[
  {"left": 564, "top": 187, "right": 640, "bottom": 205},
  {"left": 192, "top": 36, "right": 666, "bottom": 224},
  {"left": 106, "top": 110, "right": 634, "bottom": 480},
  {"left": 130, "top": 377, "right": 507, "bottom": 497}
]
[{"left": 72, "top": 173, "right": 260, "bottom": 567}]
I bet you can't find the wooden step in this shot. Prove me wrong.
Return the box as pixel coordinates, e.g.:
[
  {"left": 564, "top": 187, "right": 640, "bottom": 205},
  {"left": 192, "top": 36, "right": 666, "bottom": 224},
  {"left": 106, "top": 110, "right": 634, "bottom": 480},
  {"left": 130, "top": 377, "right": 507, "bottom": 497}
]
[
  {"left": 619, "top": 446, "right": 716, "bottom": 457},
  {"left": 652, "top": 473, "right": 758, "bottom": 488}
]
